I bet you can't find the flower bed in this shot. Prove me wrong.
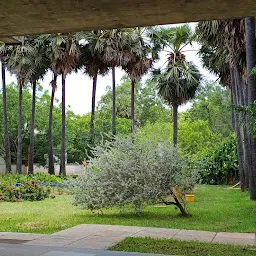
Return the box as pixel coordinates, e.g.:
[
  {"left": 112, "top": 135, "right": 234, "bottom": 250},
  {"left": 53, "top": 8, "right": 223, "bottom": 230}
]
[{"left": 0, "top": 174, "right": 71, "bottom": 202}]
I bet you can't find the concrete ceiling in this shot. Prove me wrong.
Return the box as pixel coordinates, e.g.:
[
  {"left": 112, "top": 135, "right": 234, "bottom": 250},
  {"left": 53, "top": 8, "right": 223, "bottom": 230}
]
[{"left": 0, "top": 0, "right": 255, "bottom": 37}]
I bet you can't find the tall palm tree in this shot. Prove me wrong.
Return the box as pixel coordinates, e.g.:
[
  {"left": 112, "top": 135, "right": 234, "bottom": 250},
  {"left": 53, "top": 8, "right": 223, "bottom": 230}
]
[
  {"left": 4, "top": 40, "right": 36, "bottom": 174},
  {"left": 39, "top": 33, "right": 82, "bottom": 176},
  {"left": 121, "top": 28, "right": 152, "bottom": 134},
  {"left": 26, "top": 37, "right": 49, "bottom": 174},
  {"left": 149, "top": 25, "right": 201, "bottom": 145},
  {"left": 48, "top": 73, "right": 57, "bottom": 175},
  {"left": 154, "top": 61, "right": 201, "bottom": 146},
  {"left": 245, "top": 17, "right": 256, "bottom": 200},
  {"left": 197, "top": 19, "right": 250, "bottom": 191},
  {"left": 1, "top": 61, "right": 12, "bottom": 173},
  {"left": 78, "top": 34, "right": 109, "bottom": 137},
  {"left": 0, "top": 43, "right": 12, "bottom": 173},
  {"left": 83, "top": 29, "right": 151, "bottom": 136}
]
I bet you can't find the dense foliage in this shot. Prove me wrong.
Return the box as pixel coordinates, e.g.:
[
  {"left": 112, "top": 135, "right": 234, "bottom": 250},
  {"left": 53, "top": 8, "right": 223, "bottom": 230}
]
[
  {"left": 71, "top": 137, "right": 199, "bottom": 216},
  {"left": 0, "top": 180, "right": 50, "bottom": 202},
  {"left": 200, "top": 135, "right": 238, "bottom": 184}
]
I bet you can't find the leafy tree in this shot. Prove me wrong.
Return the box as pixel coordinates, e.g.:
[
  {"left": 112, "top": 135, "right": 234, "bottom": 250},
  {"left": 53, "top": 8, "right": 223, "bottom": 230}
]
[
  {"left": 98, "top": 77, "right": 170, "bottom": 127},
  {"left": 71, "top": 137, "right": 199, "bottom": 216},
  {"left": 186, "top": 82, "right": 233, "bottom": 137}
]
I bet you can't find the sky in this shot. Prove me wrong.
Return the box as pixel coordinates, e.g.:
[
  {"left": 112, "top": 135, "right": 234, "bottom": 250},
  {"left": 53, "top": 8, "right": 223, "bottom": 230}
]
[{"left": 0, "top": 23, "right": 217, "bottom": 116}]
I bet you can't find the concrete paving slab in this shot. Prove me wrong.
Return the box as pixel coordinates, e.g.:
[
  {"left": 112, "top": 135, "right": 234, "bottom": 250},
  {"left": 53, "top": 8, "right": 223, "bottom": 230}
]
[
  {"left": 92, "top": 230, "right": 135, "bottom": 237},
  {"left": 0, "top": 247, "right": 49, "bottom": 256},
  {"left": 83, "top": 235, "right": 126, "bottom": 243},
  {"left": 101, "top": 226, "right": 144, "bottom": 233},
  {"left": 0, "top": 233, "right": 46, "bottom": 240},
  {"left": 215, "top": 232, "right": 255, "bottom": 239},
  {"left": 24, "top": 238, "right": 77, "bottom": 247},
  {"left": 41, "top": 251, "right": 96, "bottom": 256},
  {"left": 177, "top": 230, "right": 216, "bottom": 237},
  {"left": 67, "top": 240, "right": 113, "bottom": 250}
]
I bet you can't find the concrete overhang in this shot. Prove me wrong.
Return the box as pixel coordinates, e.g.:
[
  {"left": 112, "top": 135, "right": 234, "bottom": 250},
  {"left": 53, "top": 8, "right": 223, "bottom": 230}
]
[{"left": 0, "top": 0, "right": 255, "bottom": 37}]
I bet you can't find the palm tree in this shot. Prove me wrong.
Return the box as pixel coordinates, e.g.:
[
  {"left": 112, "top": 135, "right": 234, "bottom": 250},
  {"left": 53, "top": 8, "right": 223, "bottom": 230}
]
[
  {"left": 26, "top": 37, "right": 49, "bottom": 174},
  {"left": 78, "top": 33, "right": 109, "bottom": 137},
  {"left": 3, "top": 40, "right": 36, "bottom": 174},
  {"left": 149, "top": 25, "right": 201, "bottom": 145},
  {"left": 245, "top": 17, "right": 256, "bottom": 200},
  {"left": 154, "top": 61, "right": 201, "bottom": 146},
  {"left": 197, "top": 19, "right": 250, "bottom": 191},
  {"left": 83, "top": 29, "right": 151, "bottom": 136},
  {"left": 1, "top": 61, "right": 12, "bottom": 173},
  {"left": 121, "top": 28, "right": 152, "bottom": 134},
  {"left": 48, "top": 74, "right": 57, "bottom": 175},
  {"left": 39, "top": 33, "right": 82, "bottom": 176}
]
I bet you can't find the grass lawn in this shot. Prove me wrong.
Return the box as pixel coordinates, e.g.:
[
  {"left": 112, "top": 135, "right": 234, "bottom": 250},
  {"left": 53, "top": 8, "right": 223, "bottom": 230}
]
[
  {"left": 109, "top": 237, "right": 256, "bottom": 256},
  {"left": 0, "top": 185, "right": 255, "bottom": 234}
]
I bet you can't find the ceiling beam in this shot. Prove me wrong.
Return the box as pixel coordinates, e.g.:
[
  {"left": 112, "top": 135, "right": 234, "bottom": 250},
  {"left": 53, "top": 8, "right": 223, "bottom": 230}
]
[{"left": 0, "top": 0, "right": 255, "bottom": 36}]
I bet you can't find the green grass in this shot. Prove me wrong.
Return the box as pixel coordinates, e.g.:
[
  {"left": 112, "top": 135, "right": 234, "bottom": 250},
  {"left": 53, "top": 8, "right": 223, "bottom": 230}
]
[
  {"left": 109, "top": 237, "right": 256, "bottom": 256},
  {"left": 0, "top": 185, "right": 255, "bottom": 234}
]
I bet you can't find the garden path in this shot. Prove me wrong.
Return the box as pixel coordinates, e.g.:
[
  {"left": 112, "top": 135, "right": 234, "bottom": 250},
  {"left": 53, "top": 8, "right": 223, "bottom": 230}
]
[{"left": 0, "top": 224, "right": 255, "bottom": 255}]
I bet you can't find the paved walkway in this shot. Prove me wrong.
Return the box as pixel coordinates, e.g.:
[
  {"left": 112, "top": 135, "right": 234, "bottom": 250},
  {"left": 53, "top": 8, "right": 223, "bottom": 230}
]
[
  {"left": 0, "top": 224, "right": 255, "bottom": 255},
  {"left": 0, "top": 243, "right": 170, "bottom": 256}
]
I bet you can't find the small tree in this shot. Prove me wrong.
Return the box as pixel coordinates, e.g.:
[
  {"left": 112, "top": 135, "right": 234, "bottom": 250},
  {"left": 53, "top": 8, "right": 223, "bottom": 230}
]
[{"left": 71, "top": 137, "right": 199, "bottom": 216}]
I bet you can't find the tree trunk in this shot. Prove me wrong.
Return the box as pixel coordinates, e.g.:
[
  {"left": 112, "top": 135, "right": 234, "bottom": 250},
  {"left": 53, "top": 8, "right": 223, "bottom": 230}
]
[
  {"left": 28, "top": 80, "right": 36, "bottom": 174},
  {"left": 131, "top": 80, "right": 135, "bottom": 134},
  {"left": 90, "top": 74, "right": 97, "bottom": 136},
  {"left": 242, "top": 81, "right": 250, "bottom": 189},
  {"left": 112, "top": 67, "right": 116, "bottom": 137},
  {"left": 231, "top": 67, "right": 246, "bottom": 190},
  {"left": 245, "top": 17, "right": 256, "bottom": 200},
  {"left": 173, "top": 104, "right": 178, "bottom": 147},
  {"left": 1, "top": 62, "right": 12, "bottom": 173},
  {"left": 48, "top": 74, "right": 57, "bottom": 175},
  {"left": 59, "top": 74, "right": 66, "bottom": 176},
  {"left": 16, "top": 84, "right": 23, "bottom": 174}
]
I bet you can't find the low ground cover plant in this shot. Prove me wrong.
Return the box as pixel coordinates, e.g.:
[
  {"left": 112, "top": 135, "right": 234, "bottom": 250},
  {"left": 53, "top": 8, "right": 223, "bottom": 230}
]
[
  {"left": 71, "top": 137, "right": 199, "bottom": 216},
  {"left": 0, "top": 180, "right": 51, "bottom": 202},
  {"left": 0, "top": 173, "right": 68, "bottom": 202}
]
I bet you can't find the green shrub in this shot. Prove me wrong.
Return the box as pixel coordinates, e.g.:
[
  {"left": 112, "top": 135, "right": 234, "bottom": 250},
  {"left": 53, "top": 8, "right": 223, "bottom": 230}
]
[
  {"left": 200, "top": 134, "right": 238, "bottom": 184},
  {"left": 0, "top": 180, "right": 51, "bottom": 202},
  {"left": 71, "top": 137, "right": 199, "bottom": 216}
]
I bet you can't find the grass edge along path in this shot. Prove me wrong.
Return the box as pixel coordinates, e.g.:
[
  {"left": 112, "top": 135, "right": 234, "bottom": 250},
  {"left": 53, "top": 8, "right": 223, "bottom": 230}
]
[{"left": 109, "top": 237, "right": 256, "bottom": 256}]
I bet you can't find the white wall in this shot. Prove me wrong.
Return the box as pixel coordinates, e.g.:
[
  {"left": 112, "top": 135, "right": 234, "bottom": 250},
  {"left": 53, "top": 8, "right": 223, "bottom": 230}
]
[{"left": 0, "top": 164, "right": 84, "bottom": 175}]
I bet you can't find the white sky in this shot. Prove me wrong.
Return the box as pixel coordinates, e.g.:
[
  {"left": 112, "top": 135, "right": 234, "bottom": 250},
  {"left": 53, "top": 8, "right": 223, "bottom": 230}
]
[{"left": 1, "top": 23, "right": 217, "bottom": 115}]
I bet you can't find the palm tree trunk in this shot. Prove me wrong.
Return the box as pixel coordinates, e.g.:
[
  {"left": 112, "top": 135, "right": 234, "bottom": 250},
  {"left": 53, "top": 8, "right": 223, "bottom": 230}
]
[
  {"left": 112, "top": 67, "right": 116, "bottom": 137},
  {"left": 59, "top": 74, "right": 66, "bottom": 176},
  {"left": 231, "top": 67, "right": 246, "bottom": 190},
  {"left": 131, "top": 80, "right": 135, "bottom": 134},
  {"left": 173, "top": 104, "right": 178, "bottom": 147},
  {"left": 242, "top": 81, "right": 250, "bottom": 189},
  {"left": 90, "top": 74, "right": 97, "bottom": 136},
  {"left": 48, "top": 75, "right": 57, "bottom": 175},
  {"left": 245, "top": 17, "right": 256, "bottom": 200},
  {"left": 28, "top": 80, "right": 36, "bottom": 174},
  {"left": 16, "top": 84, "right": 23, "bottom": 174},
  {"left": 1, "top": 62, "right": 12, "bottom": 173}
]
